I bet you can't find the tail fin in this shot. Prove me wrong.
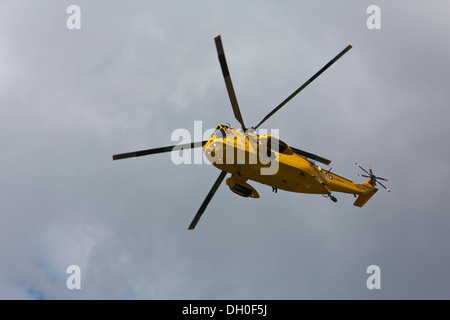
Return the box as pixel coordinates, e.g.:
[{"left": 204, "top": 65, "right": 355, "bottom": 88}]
[
  {"left": 353, "top": 163, "right": 389, "bottom": 207},
  {"left": 353, "top": 178, "right": 378, "bottom": 207}
]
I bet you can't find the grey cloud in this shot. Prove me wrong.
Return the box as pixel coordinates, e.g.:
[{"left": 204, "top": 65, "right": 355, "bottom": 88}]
[{"left": 0, "top": 0, "right": 449, "bottom": 299}]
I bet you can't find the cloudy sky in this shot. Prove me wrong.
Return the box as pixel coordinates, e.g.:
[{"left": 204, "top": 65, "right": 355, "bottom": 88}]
[{"left": 1, "top": 0, "right": 449, "bottom": 299}]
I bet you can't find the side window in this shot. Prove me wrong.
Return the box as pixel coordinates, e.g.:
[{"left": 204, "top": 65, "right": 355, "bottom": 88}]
[
  {"left": 278, "top": 140, "right": 288, "bottom": 154},
  {"left": 267, "top": 137, "right": 287, "bottom": 154}
]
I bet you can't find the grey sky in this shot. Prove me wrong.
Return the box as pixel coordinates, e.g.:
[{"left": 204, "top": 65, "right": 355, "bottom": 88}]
[{"left": 0, "top": 1, "right": 449, "bottom": 299}]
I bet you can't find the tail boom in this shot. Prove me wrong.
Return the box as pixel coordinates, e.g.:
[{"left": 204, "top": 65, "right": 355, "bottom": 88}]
[{"left": 324, "top": 170, "right": 378, "bottom": 207}]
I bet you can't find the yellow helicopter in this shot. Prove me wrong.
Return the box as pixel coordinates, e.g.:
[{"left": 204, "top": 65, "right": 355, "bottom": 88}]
[{"left": 113, "top": 35, "right": 389, "bottom": 230}]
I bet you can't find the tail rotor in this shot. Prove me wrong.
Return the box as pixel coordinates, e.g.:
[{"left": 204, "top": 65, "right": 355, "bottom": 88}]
[{"left": 356, "top": 163, "right": 390, "bottom": 192}]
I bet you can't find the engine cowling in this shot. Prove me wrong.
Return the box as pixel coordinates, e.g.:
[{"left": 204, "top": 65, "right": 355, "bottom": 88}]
[{"left": 226, "top": 175, "right": 260, "bottom": 198}]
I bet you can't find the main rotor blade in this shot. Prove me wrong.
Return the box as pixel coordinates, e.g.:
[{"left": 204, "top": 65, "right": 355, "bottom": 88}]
[
  {"left": 254, "top": 44, "right": 352, "bottom": 129},
  {"left": 215, "top": 35, "right": 247, "bottom": 131},
  {"left": 188, "top": 170, "right": 227, "bottom": 230},
  {"left": 112, "top": 141, "right": 207, "bottom": 160},
  {"left": 290, "top": 146, "right": 331, "bottom": 166}
]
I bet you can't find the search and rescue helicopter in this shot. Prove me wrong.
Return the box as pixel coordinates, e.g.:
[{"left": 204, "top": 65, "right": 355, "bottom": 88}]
[{"left": 113, "top": 35, "right": 389, "bottom": 230}]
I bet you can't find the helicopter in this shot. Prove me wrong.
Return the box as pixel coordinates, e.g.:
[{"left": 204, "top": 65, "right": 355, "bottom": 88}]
[{"left": 112, "top": 35, "right": 390, "bottom": 230}]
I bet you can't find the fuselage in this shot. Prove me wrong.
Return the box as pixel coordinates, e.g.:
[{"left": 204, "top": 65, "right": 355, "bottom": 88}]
[{"left": 203, "top": 124, "right": 373, "bottom": 198}]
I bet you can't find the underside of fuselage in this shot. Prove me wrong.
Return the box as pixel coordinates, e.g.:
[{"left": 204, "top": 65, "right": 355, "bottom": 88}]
[{"left": 214, "top": 160, "right": 328, "bottom": 195}]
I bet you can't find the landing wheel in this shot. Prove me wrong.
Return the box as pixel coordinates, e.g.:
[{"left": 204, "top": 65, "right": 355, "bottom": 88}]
[{"left": 328, "top": 194, "right": 338, "bottom": 202}]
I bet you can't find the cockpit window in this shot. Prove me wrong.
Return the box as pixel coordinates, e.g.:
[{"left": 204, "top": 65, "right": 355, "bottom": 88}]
[
  {"left": 213, "top": 130, "right": 224, "bottom": 139},
  {"left": 266, "top": 137, "right": 288, "bottom": 154},
  {"left": 213, "top": 125, "right": 228, "bottom": 139}
]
